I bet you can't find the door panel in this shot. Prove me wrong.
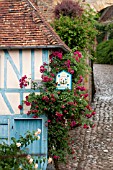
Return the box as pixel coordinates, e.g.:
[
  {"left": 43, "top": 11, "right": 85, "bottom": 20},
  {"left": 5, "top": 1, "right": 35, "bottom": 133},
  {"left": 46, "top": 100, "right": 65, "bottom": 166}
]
[
  {"left": 14, "top": 118, "right": 47, "bottom": 169},
  {"left": 14, "top": 119, "right": 42, "bottom": 154},
  {"left": 0, "top": 118, "right": 9, "bottom": 144},
  {"left": 0, "top": 115, "right": 48, "bottom": 169},
  {"left": 0, "top": 123, "right": 8, "bottom": 143}
]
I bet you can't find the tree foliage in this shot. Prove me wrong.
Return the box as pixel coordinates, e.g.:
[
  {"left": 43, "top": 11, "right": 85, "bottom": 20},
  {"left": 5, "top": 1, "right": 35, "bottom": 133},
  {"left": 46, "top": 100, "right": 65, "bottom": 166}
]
[
  {"left": 52, "top": 1, "right": 98, "bottom": 50},
  {"left": 96, "top": 22, "right": 113, "bottom": 43},
  {"left": 95, "top": 39, "right": 113, "bottom": 64}
]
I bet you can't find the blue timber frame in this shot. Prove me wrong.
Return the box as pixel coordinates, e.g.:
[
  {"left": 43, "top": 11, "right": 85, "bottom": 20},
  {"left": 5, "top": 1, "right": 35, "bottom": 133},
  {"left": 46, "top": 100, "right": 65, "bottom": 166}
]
[
  {"left": 0, "top": 48, "right": 49, "bottom": 169},
  {"left": 0, "top": 49, "right": 48, "bottom": 114}
]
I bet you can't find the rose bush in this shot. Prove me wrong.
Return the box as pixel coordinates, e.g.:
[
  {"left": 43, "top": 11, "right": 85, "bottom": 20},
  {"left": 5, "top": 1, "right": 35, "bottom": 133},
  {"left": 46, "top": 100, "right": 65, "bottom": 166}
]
[
  {"left": 19, "top": 50, "right": 96, "bottom": 168},
  {"left": 0, "top": 129, "right": 46, "bottom": 169}
]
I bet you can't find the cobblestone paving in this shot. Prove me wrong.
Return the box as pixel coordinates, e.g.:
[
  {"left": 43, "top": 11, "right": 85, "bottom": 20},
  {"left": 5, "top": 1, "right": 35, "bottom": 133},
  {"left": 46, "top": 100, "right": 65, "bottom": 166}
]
[{"left": 59, "top": 64, "right": 113, "bottom": 170}]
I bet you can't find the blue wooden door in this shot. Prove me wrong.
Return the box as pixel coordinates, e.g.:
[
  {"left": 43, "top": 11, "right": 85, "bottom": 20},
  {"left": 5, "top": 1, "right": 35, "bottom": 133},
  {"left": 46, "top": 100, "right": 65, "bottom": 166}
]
[
  {"left": 14, "top": 118, "right": 47, "bottom": 169},
  {"left": 15, "top": 119, "right": 42, "bottom": 154},
  {"left": 0, "top": 115, "right": 48, "bottom": 169}
]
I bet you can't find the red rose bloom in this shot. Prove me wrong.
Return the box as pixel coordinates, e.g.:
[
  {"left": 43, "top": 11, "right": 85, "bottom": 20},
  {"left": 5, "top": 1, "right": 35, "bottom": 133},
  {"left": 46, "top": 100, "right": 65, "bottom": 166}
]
[{"left": 18, "top": 105, "right": 23, "bottom": 110}]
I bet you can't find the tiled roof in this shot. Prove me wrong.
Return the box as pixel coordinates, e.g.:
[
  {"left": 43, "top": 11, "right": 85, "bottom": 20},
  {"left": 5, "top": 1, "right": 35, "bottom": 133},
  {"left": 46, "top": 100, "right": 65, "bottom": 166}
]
[{"left": 0, "top": 0, "right": 70, "bottom": 51}]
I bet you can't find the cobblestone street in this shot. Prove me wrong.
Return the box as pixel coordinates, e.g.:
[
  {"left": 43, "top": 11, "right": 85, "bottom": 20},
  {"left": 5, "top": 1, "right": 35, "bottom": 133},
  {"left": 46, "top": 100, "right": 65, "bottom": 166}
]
[
  {"left": 59, "top": 64, "right": 113, "bottom": 170},
  {"left": 75, "top": 64, "right": 113, "bottom": 170}
]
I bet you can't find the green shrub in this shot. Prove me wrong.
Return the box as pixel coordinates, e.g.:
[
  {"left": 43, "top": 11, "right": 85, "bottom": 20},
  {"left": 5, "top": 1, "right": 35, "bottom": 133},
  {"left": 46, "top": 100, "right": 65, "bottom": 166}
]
[
  {"left": 0, "top": 130, "right": 45, "bottom": 169},
  {"left": 95, "top": 23, "right": 106, "bottom": 44},
  {"left": 95, "top": 39, "right": 113, "bottom": 64},
  {"left": 52, "top": 3, "right": 98, "bottom": 50},
  {"left": 95, "top": 22, "right": 113, "bottom": 44}
]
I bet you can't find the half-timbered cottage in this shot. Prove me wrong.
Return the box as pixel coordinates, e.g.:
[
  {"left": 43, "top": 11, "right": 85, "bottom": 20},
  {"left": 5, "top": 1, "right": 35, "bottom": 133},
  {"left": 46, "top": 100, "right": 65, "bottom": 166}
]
[{"left": 0, "top": 0, "right": 69, "bottom": 168}]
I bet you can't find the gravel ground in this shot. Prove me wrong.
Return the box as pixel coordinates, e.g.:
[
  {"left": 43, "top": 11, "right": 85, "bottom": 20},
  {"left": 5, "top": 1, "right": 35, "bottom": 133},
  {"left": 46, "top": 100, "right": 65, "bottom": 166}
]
[{"left": 58, "top": 64, "right": 113, "bottom": 170}]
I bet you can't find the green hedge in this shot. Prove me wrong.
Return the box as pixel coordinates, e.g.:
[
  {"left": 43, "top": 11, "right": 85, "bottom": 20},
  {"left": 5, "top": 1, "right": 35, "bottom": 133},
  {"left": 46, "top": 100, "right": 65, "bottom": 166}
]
[{"left": 95, "top": 39, "right": 113, "bottom": 64}]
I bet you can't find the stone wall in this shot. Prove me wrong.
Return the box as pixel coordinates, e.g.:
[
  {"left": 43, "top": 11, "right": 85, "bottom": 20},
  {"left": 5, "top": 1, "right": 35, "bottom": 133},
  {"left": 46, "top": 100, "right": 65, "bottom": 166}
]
[
  {"left": 33, "top": 0, "right": 59, "bottom": 22},
  {"left": 85, "top": 0, "right": 113, "bottom": 12},
  {"left": 34, "top": 0, "right": 113, "bottom": 22}
]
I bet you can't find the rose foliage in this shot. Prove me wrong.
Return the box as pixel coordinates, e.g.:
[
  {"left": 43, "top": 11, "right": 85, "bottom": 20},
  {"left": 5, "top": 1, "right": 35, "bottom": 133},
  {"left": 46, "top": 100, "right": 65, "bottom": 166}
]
[
  {"left": 19, "top": 50, "right": 96, "bottom": 163},
  {"left": 0, "top": 129, "right": 46, "bottom": 169}
]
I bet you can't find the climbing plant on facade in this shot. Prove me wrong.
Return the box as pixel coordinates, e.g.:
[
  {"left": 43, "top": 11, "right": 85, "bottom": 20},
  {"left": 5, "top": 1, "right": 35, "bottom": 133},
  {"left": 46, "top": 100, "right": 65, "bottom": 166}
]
[{"left": 18, "top": 50, "right": 96, "bottom": 169}]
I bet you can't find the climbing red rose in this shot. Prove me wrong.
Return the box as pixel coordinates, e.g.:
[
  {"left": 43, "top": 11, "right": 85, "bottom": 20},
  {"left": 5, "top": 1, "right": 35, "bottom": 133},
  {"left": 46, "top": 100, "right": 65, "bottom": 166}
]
[
  {"left": 65, "top": 59, "right": 71, "bottom": 68},
  {"left": 42, "top": 75, "right": 53, "bottom": 82},
  {"left": 53, "top": 155, "right": 60, "bottom": 159},
  {"left": 42, "top": 96, "right": 49, "bottom": 102},
  {"left": 19, "top": 75, "right": 28, "bottom": 88},
  {"left": 24, "top": 101, "right": 31, "bottom": 106},
  {"left": 74, "top": 51, "right": 82, "bottom": 58},
  {"left": 70, "top": 121, "right": 76, "bottom": 127},
  {"left": 68, "top": 67, "right": 74, "bottom": 74},
  {"left": 77, "top": 75, "right": 83, "bottom": 84},
  {"left": 18, "top": 105, "right": 23, "bottom": 110},
  {"left": 18, "top": 50, "right": 96, "bottom": 163},
  {"left": 83, "top": 124, "right": 89, "bottom": 129},
  {"left": 76, "top": 86, "right": 86, "bottom": 91},
  {"left": 40, "top": 65, "right": 46, "bottom": 73},
  {"left": 49, "top": 51, "right": 62, "bottom": 61}
]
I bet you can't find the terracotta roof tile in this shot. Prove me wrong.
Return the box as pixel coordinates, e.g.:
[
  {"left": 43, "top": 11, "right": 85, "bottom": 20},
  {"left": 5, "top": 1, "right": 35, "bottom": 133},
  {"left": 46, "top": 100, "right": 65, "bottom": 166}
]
[{"left": 0, "top": 0, "right": 70, "bottom": 51}]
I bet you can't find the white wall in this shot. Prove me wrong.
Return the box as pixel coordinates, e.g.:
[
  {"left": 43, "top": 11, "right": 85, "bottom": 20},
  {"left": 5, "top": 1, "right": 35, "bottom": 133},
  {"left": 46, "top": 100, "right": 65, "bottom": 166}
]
[{"left": 0, "top": 49, "right": 43, "bottom": 115}]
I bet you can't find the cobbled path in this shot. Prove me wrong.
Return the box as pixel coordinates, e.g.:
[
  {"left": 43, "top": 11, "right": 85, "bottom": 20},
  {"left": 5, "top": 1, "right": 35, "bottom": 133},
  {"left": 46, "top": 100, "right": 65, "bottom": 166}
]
[
  {"left": 59, "top": 64, "right": 113, "bottom": 170},
  {"left": 75, "top": 64, "right": 113, "bottom": 170}
]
